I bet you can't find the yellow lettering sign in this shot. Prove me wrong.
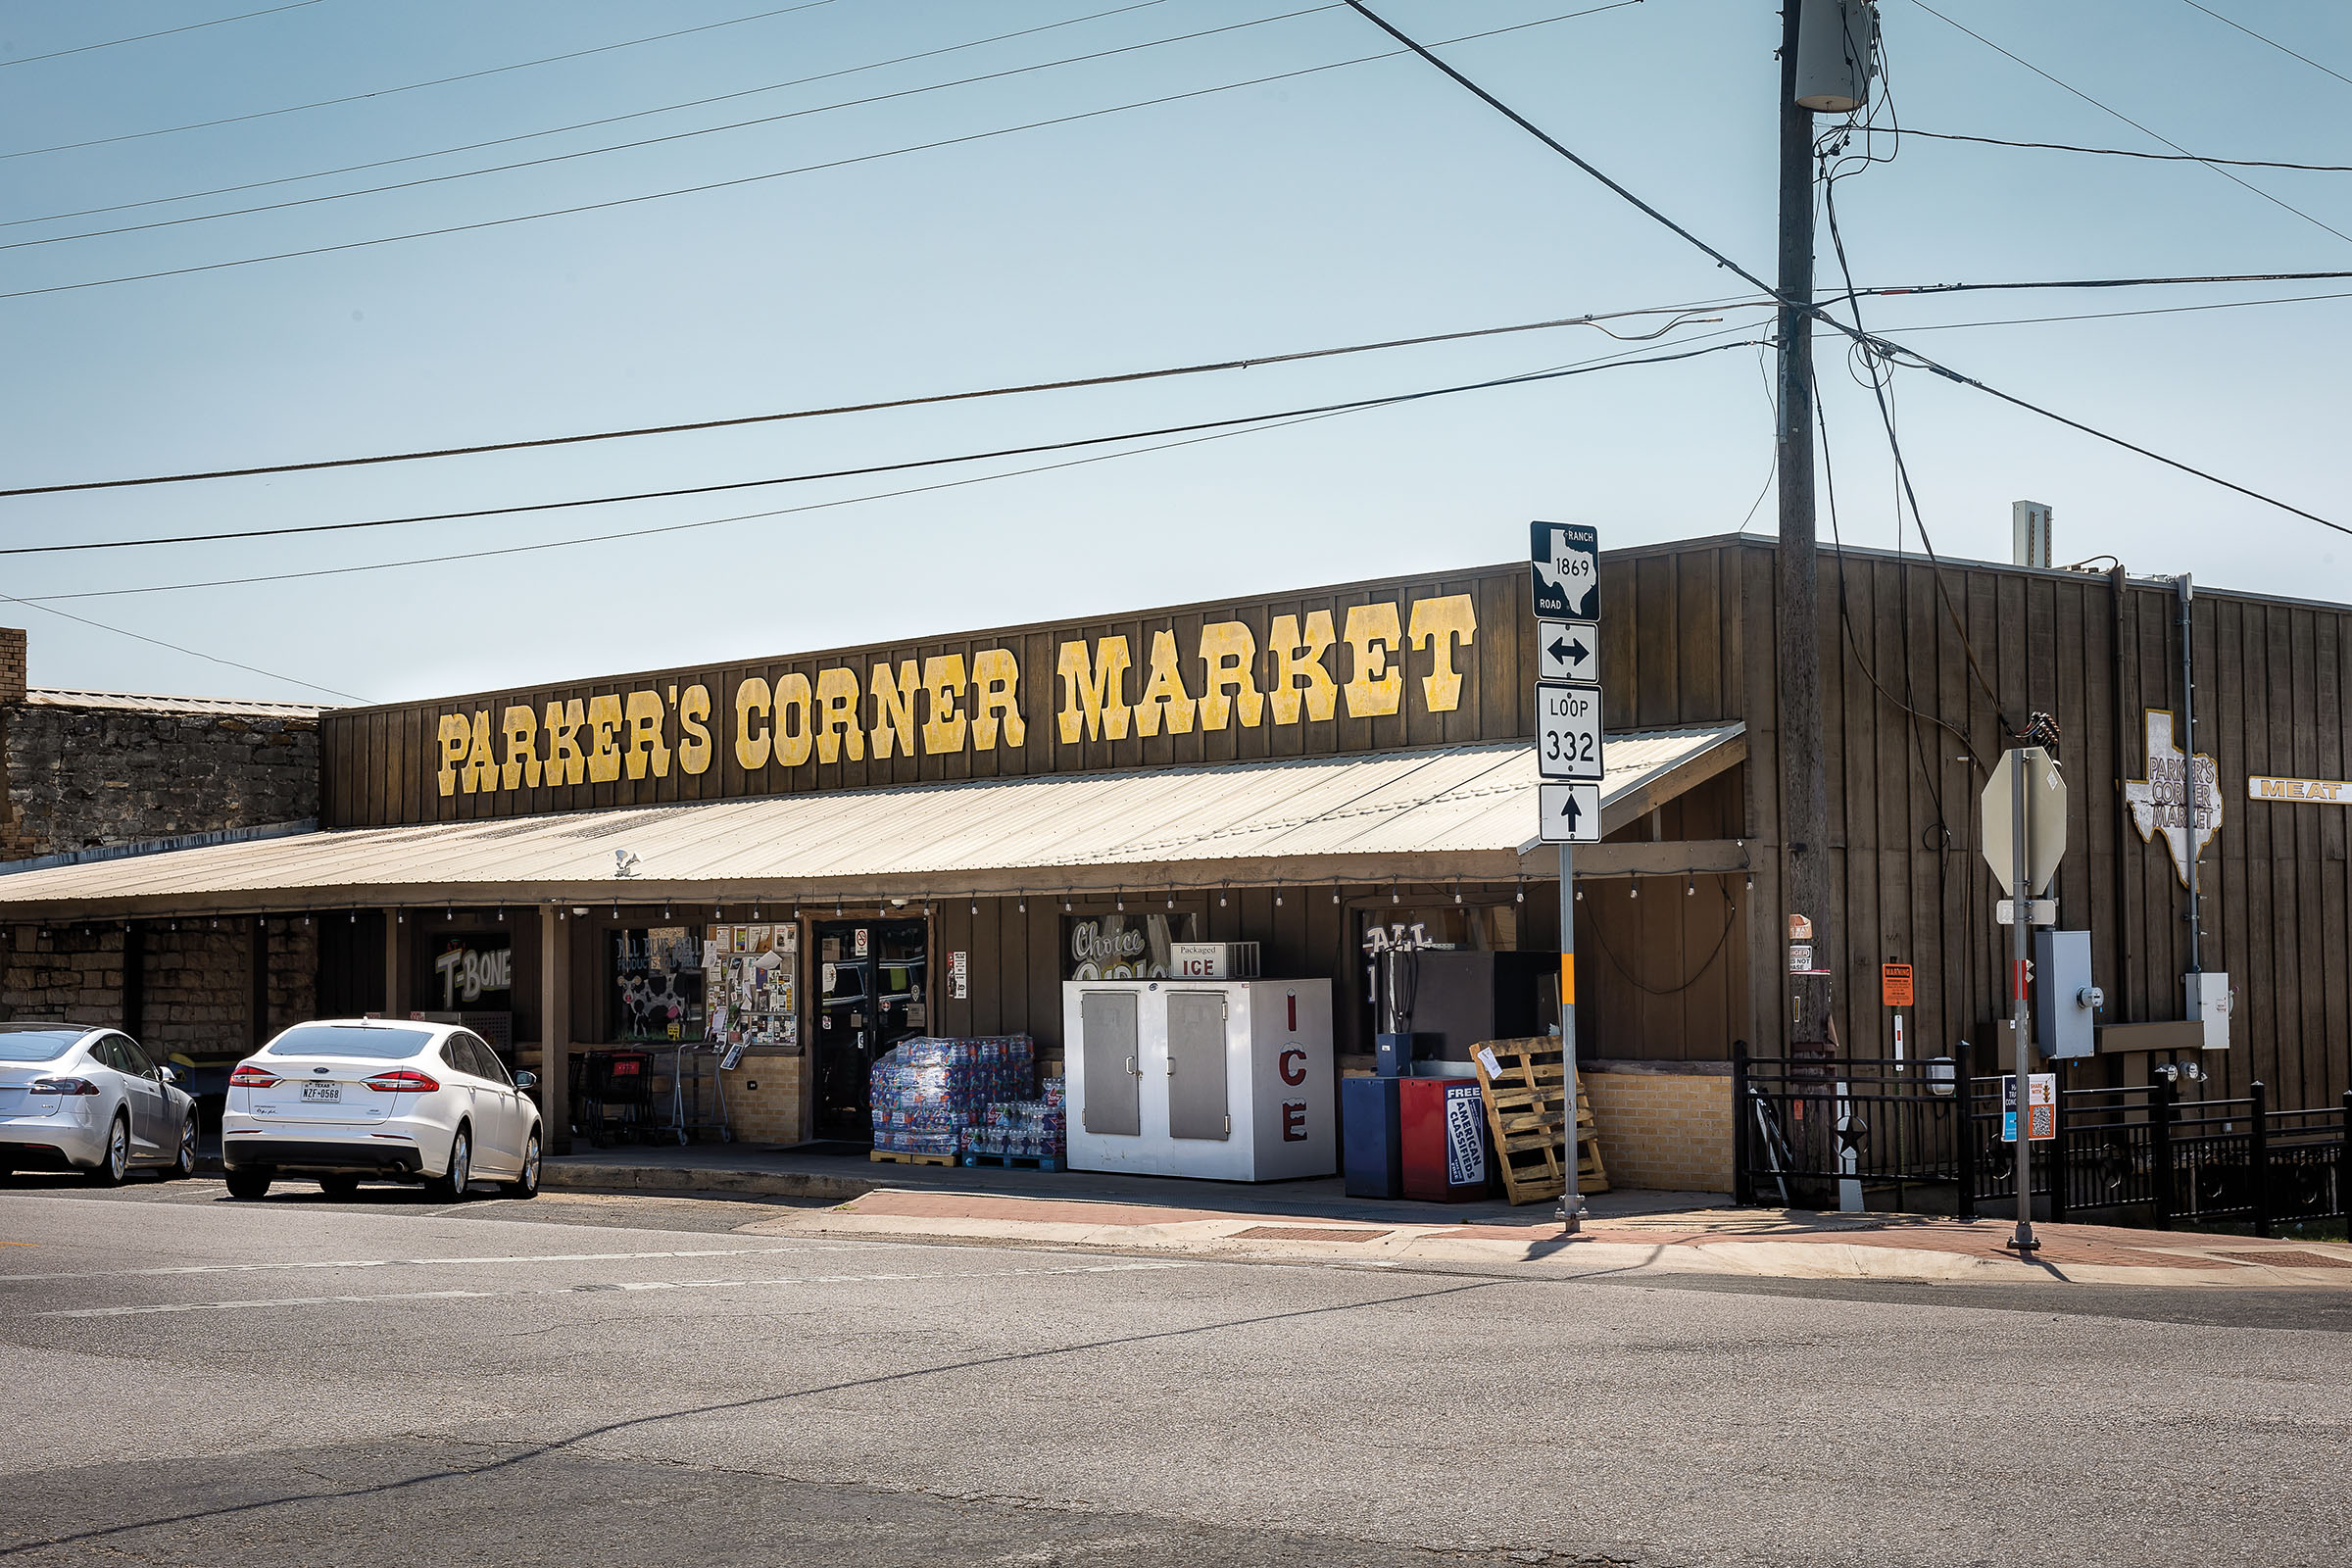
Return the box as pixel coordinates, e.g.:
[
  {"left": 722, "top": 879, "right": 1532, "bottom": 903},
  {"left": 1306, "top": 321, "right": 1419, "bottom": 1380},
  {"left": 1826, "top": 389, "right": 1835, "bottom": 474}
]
[
  {"left": 1197, "top": 620, "right": 1263, "bottom": 731},
  {"left": 435, "top": 713, "right": 469, "bottom": 798},
  {"left": 1132, "top": 629, "right": 1197, "bottom": 737},
  {"left": 970, "top": 648, "right": 1026, "bottom": 751},
  {"left": 1056, "top": 636, "right": 1133, "bottom": 744},
  {"left": 1266, "top": 612, "right": 1337, "bottom": 725},
  {"left": 543, "top": 700, "right": 587, "bottom": 786},
  {"left": 584, "top": 695, "right": 623, "bottom": 784},
  {"left": 870, "top": 660, "right": 920, "bottom": 760},
  {"left": 775, "top": 672, "right": 814, "bottom": 767},
  {"left": 732, "top": 678, "right": 772, "bottom": 771},
  {"left": 921, "top": 656, "right": 967, "bottom": 755},
  {"left": 1407, "top": 594, "right": 1477, "bottom": 712},
  {"left": 675, "top": 684, "right": 712, "bottom": 775},
  {"left": 814, "top": 668, "right": 862, "bottom": 764},
  {"left": 623, "top": 690, "right": 670, "bottom": 780},
  {"left": 499, "top": 706, "right": 539, "bottom": 790},
  {"left": 1342, "top": 602, "right": 1402, "bottom": 718}
]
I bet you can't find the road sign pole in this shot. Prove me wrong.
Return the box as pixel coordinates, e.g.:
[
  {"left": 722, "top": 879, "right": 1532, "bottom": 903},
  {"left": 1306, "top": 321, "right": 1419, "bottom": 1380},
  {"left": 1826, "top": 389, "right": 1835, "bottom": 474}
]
[
  {"left": 1559, "top": 841, "right": 1582, "bottom": 1233},
  {"left": 2010, "top": 747, "right": 2036, "bottom": 1253}
]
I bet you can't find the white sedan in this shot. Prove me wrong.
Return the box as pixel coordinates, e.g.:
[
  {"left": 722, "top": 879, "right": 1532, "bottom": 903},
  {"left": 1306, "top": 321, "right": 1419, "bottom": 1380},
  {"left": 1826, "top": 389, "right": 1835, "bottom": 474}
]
[
  {"left": 221, "top": 1019, "right": 542, "bottom": 1201},
  {"left": 0, "top": 1024, "right": 200, "bottom": 1184}
]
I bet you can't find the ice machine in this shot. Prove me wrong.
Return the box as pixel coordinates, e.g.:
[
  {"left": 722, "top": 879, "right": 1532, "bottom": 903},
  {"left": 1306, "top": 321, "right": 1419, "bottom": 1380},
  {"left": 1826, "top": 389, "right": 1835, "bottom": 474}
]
[{"left": 1062, "top": 979, "right": 1334, "bottom": 1181}]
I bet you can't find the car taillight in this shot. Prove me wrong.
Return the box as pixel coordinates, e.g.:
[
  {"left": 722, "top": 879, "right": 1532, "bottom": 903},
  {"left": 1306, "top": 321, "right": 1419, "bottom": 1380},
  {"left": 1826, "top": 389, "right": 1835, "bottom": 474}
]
[
  {"left": 365, "top": 1069, "right": 439, "bottom": 1094},
  {"left": 228, "top": 1062, "right": 278, "bottom": 1088},
  {"left": 28, "top": 1076, "right": 100, "bottom": 1096}
]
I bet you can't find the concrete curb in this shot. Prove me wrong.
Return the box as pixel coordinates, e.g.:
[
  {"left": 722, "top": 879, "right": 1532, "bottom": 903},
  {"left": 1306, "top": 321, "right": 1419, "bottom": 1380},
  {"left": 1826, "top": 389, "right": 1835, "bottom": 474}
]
[{"left": 540, "top": 1160, "right": 871, "bottom": 1203}]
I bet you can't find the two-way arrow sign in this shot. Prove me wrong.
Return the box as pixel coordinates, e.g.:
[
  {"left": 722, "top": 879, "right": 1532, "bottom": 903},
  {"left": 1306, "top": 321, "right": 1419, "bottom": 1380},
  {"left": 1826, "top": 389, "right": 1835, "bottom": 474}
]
[
  {"left": 1538, "top": 617, "right": 1600, "bottom": 684},
  {"left": 1539, "top": 782, "right": 1600, "bottom": 844}
]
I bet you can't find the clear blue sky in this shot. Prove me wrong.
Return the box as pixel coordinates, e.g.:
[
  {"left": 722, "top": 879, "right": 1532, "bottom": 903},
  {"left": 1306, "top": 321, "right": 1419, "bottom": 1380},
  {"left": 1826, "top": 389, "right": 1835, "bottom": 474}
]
[{"left": 1, "top": 0, "right": 2345, "bottom": 704}]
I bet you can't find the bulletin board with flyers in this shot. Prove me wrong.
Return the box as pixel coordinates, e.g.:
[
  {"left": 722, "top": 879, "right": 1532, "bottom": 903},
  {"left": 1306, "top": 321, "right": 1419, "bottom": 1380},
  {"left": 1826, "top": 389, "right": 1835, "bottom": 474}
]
[{"left": 704, "top": 922, "right": 801, "bottom": 1058}]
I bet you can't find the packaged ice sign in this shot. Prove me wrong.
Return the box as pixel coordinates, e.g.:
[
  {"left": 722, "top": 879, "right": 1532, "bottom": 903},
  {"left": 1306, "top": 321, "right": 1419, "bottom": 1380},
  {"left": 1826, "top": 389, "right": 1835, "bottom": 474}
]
[
  {"left": 1537, "top": 681, "right": 1604, "bottom": 781},
  {"left": 1530, "top": 522, "right": 1600, "bottom": 620}
]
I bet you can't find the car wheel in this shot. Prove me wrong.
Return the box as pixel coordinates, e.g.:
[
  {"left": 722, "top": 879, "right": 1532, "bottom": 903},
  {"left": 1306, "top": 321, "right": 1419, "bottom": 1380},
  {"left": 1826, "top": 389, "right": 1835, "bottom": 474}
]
[
  {"left": 87, "top": 1114, "right": 131, "bottom": 1187},
  {"left": 224, "top": 1168, "right": 271, "bottom": 1200},
  {"left": 319, "top": 1174, "right": 361, "bottom": 1198},
  {"left": 167, "top": 1117, "right": 198, "bottom": 1180},
  {"left": 500, "top": 1127, "right": 542, "bottom": 1200},
  {"left": 425, "top": 1124, "right": 471, "bottom": 1201}
]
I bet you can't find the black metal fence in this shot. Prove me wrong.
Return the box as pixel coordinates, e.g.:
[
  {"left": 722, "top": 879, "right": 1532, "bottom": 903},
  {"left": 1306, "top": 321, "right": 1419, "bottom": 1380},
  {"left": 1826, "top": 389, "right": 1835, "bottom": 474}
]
[{"left": 1732, "top": 1044, "right": 2350, "bottom": 1234}]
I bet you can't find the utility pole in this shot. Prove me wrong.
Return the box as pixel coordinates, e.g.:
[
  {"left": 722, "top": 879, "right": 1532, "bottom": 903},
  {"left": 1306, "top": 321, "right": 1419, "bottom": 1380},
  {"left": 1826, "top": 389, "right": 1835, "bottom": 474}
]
[{"left": 1776, "top": 1, "right": 1831, "bottom": 1065}]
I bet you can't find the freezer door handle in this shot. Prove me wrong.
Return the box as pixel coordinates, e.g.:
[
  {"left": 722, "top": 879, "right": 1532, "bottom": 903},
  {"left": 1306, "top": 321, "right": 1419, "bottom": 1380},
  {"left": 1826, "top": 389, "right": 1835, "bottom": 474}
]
[{"left": 1125, "top": 1055, "right": 1139, "bottom": 1077}]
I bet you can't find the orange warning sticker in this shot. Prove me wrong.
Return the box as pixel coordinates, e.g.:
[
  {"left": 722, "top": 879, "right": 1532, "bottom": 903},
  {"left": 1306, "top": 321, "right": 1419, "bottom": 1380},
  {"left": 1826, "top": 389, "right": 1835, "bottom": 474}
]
[{"left": 1882, "top": 962, "right": 1915, "bottom": 1008}]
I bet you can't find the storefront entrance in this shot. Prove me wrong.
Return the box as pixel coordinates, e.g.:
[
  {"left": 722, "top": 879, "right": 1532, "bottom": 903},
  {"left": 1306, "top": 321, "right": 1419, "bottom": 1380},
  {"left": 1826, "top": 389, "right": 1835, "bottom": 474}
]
[{"left": 811, "top": 918, "right": 929, "bottom": 1140}]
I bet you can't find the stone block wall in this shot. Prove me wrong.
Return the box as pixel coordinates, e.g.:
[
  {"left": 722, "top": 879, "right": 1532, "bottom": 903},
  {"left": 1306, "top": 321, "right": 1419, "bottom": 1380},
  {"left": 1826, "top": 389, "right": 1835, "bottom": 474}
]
[
  {"left": 0, "top": 924, "right": 123, "bottom": 1028},
  {"left": 3, "top": 691, "right": 319, "bottom": 861},
  {"left": 1583, "top": 1060, "right": 1734, "bottom": 1194},
  {"left": 0, "top": 918, "right": 317, "bottom": 1055}
]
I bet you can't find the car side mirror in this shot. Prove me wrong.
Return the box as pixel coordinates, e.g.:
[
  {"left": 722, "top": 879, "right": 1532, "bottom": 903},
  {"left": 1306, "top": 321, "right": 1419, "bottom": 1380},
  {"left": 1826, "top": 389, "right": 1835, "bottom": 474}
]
[
  {"left": 160, "top": 1066, "right": 183, "bottom": 1086},
  {"left": 513, "top": 1070, "right": 539, "bottom": 1091}
]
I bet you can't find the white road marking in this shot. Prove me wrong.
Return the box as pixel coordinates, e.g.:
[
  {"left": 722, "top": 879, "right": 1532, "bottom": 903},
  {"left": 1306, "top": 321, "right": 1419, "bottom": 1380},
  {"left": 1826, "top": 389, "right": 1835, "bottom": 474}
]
[
  {"left": 0, "top": 1245, "right": 862, "bottom": 1284},
  {"left": 39, "top": 1260, "right": 1196, "bottom": 1317}
]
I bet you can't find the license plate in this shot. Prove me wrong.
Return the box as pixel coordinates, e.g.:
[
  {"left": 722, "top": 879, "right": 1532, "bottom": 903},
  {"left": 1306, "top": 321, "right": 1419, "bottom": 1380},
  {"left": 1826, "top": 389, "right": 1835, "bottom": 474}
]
[{"left": 301, "top": 1084, "right": 341, "bottom": 1102}]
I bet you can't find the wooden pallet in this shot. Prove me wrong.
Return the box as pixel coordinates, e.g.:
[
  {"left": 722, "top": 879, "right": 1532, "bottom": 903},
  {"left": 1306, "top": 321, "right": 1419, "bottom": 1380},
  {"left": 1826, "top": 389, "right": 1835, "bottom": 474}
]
[
  {"left": 961, "top": 1152, "right": 1064, "bottom": 1172},
  {"left": 869, "top": 1149, "right": 956, "bottom": 1167},
  {"left": 1468, "top": 1037, "right": 1609, "bottom": 1204}
]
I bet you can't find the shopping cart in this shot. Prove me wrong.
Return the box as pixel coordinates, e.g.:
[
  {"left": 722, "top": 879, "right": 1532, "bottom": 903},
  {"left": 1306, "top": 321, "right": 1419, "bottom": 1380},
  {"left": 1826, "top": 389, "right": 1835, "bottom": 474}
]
[{"left": 571, "top": 1049, "right": 655, "bottom": 1147}]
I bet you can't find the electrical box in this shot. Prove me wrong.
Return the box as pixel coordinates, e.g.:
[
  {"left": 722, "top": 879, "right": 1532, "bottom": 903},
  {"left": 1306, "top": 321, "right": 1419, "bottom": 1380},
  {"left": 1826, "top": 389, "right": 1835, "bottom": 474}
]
[
  {"left": 2186, "top": 971, "right": 2232, "bottom": 1051},
  {"left": 2033, "top": 930, "right": 2098, "bottom": 1059},
  {"left": 1062, "top": 980, "right": 1334, "bottom": 1181}
]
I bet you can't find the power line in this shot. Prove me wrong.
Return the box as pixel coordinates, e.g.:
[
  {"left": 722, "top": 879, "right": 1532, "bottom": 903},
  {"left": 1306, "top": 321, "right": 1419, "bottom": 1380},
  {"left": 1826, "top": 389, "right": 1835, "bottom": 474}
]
[
  {"left": 1857, "top": 269, "right": 2352, "bottom": 296},
  {"left": 1890, "top": 124, "right": 2352, "bottom": 173},
  {"left": 4, "top": 4, "right": 1343, "bottom": 253},
  {"left": 0, "top": 588, "right": 368, "bottom": 703},
  {"left": 0, "top": 3, "right": 1638, "bottom": 304},
  {"left": 2179, "top": 0, "right": 2352, "bottom": 91},
  {"left": 1907, "top": 0, "right": 2352, "bottom": 247},
  {"left": 4, "top": 0, "right": 1172, "bottom": 230},
  {"left": 3, "top": 338, "right": 1763, "bottom": 603},
  {"left": 20, "top": 284, "right": 2333, "bottom": 560},
  {"left": 1, "top": 1, "right": 322, "bottom": 70},
  {"left": 0, "top": 1, "right": 846, "bottom": 158},
  {"left": 1337, "top": 0, "right": 2350, "bottom": 539},
  {"left": 0, "top": 299, "right": 1726, "bottom": 503}
]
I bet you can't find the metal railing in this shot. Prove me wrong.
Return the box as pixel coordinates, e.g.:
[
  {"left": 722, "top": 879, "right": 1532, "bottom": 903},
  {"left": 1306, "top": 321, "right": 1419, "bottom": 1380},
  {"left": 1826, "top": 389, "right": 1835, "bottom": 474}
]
[{"left": 1733, "top": 1044, "right": 2349, "bottom": 1234}]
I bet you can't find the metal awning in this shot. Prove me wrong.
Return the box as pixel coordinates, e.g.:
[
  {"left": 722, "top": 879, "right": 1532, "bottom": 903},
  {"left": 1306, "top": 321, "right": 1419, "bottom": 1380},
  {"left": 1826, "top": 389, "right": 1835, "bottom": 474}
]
[{"left": 0, "top": 726, "right": 1744, "bottom": 915}]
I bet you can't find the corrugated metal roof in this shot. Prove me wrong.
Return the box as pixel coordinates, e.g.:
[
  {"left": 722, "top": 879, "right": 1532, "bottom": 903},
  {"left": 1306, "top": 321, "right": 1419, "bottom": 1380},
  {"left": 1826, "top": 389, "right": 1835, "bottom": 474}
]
[
  {"left": 23, "top": 688, "right": 323, "bottom": 718},
  {"left": 0, "top": 727, "right": 1740, "bottom": 909}
]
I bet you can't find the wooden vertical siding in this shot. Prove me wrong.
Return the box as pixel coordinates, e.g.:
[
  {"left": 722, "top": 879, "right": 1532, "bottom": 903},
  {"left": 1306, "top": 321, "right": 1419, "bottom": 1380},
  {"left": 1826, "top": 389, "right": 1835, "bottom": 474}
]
[{"left": 1723, "top": 536, "right": 2352, "bottom": 1111}]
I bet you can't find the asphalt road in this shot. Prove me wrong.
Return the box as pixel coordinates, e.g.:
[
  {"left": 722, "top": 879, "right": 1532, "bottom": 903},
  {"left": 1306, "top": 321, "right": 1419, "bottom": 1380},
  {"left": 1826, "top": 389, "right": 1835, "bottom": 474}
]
[{"left": 1, "top": 1176, "right": 2346, "bottom": 1567}]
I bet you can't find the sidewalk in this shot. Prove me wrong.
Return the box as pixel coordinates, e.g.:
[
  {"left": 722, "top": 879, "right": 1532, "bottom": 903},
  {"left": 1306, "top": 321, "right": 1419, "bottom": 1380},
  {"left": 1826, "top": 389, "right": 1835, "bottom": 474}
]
[{"left": 542, "top": 1142, "right": 2352, "bottom": 1287}]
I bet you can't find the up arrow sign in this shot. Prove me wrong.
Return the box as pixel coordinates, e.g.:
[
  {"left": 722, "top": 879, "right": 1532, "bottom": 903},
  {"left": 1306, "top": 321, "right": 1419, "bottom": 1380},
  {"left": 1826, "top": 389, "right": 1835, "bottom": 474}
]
[
  {"left": 1538, "top": 617, "right": 1600, "bottom": 685},
  {"left": 1539, "top": 782, "right": 1600, "bottom": 845}
]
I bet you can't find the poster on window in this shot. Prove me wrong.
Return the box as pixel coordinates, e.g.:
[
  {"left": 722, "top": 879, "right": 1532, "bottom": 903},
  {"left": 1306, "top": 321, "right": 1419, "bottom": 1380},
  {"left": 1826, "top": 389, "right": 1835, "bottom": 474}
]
[{"left": 1063, "top": 911, "right": 1200, "bottom": 981}]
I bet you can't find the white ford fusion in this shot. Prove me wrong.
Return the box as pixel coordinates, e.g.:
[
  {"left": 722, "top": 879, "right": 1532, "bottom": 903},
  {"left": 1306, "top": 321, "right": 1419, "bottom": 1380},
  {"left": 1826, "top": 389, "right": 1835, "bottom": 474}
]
[
  {"left": 0, "top": 1024, "right": 199, "bottom": 1184},
  {"left": 221, "top": 1019, "right": 542, "bottom": 1201}
]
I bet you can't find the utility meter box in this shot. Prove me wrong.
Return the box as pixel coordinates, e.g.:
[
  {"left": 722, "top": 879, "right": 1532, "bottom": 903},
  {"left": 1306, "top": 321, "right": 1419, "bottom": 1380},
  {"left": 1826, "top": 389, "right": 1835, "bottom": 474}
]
[
  {"left": 1062, "top": 979, "right": 1334, "bottom": 1181},
  {"left": 2186, "top": 970, "right": 2232, "bottom": 1051},
  {"left": 2033, "top": 930, "right": 2098, "bottom": 1059}
]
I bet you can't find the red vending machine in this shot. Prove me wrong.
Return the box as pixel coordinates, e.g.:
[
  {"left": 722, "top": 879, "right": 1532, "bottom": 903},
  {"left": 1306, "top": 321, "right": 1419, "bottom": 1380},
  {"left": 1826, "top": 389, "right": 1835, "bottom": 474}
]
[{"left": 1397, "top": 1077, "right": 1491, "bottom": 1202}]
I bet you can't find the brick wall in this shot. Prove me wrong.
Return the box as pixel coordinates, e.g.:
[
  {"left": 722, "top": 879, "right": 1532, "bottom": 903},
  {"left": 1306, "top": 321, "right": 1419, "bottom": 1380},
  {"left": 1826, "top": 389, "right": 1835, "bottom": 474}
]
[
  {"left": 3, "top": 696, "right": 318, "bottom": 861},
  {"left": 0, "top": 629, "right": 24, "bottom": 707},
  {"left": 722, "top": 1055, "right": 806, "bottom": 1144},
  {"left": 1583, "top": 1061, "right": 1733, "bottom": 1194}
]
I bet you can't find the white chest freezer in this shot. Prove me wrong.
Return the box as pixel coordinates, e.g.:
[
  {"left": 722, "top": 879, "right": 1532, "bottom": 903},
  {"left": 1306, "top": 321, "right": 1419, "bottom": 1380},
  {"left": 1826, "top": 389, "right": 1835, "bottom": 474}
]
[{"left": 1062, "top": 979, "right": 1334, "bottom": 1181}]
